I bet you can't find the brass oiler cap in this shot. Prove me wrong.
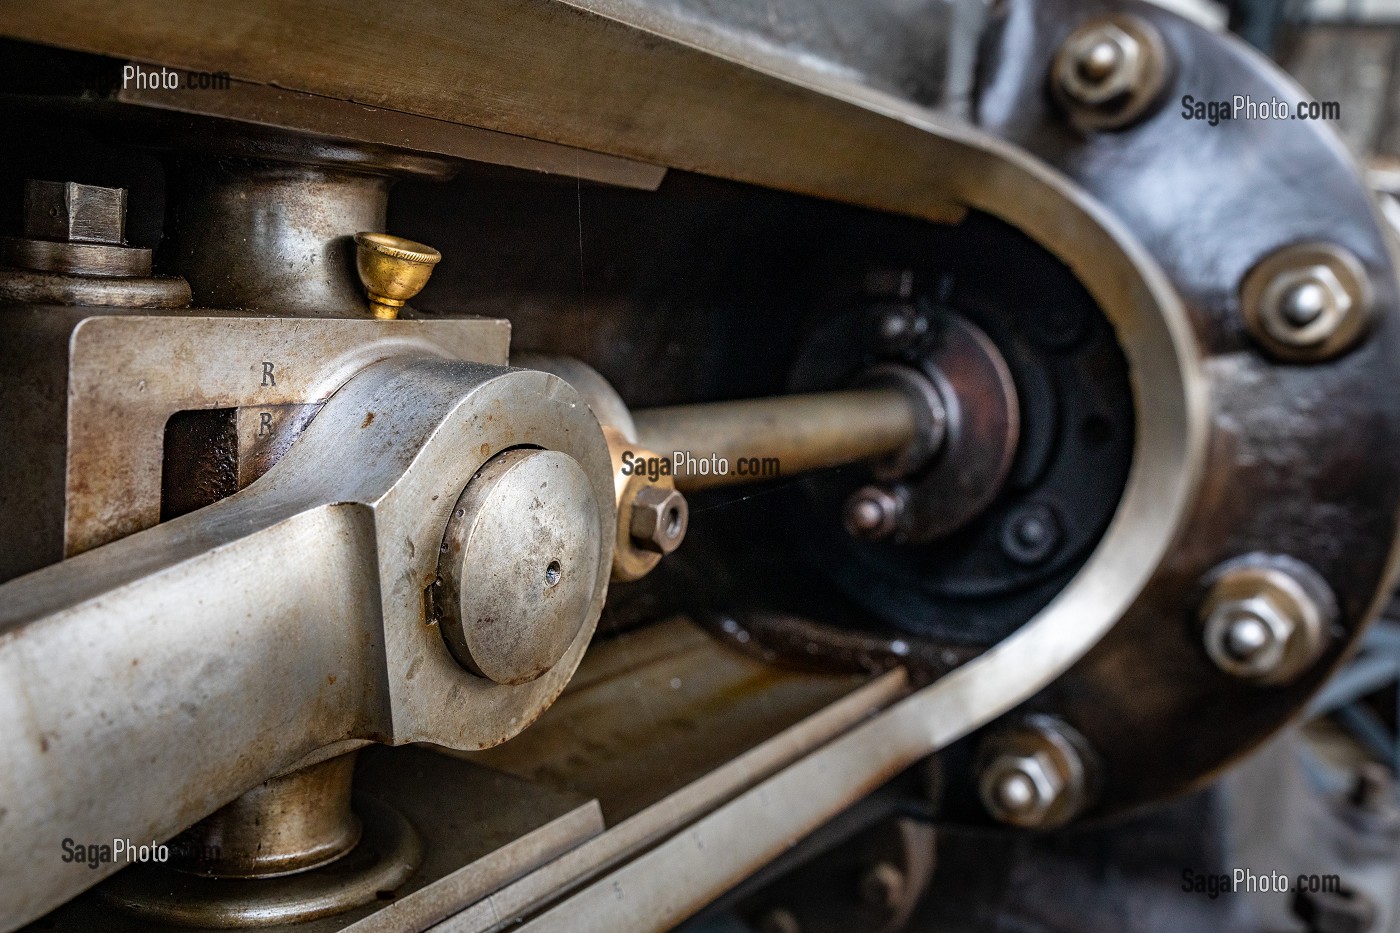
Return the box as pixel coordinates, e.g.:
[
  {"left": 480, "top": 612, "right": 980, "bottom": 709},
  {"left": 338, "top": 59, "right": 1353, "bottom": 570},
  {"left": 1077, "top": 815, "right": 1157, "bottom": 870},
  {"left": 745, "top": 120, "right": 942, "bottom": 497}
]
[{"left": 353, "top": 231, "right": 441, "bottom": 319}]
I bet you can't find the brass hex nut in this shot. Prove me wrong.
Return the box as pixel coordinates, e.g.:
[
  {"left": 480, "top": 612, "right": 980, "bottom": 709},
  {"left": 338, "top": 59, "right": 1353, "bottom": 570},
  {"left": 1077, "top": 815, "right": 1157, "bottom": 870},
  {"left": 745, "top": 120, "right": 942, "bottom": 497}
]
[{"left": 629, "top": 485, "right": 688, "bottom": 555}]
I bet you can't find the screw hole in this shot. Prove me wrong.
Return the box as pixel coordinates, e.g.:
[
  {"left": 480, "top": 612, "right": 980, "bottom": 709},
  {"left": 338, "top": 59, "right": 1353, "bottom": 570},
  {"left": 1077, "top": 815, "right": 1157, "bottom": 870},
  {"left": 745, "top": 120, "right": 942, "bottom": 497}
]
[{"left": 544, "top": 560, "right": 562, "bottom": 587}]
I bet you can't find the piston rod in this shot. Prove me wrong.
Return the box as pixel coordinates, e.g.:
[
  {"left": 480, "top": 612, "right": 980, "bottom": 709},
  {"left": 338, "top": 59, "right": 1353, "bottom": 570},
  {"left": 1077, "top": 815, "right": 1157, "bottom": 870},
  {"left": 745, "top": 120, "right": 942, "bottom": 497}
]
[{"left": 632, "top": 385, "right": 931, "bottom": 491}]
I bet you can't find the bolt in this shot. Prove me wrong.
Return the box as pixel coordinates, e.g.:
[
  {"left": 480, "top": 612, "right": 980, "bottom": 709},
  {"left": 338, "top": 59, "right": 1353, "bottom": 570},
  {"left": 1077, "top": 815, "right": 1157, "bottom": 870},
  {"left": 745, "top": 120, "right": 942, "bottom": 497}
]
[
  {"left": 1000, "top": 504, "right": 1061, "bottom": 565},
  {"left": 869, "top": 304, "right": 928, "bottom": 355},
  {"left": 1279, "top": 279, "right": 1329, "bottom": 327},
  {"left": 1056, "top": 24, "right": 1139, "bottom": 107},
  {"left": 23, "top": 180, "right": 128, "bottom": 244},
  {"left": 1199, "top": 559, "right": 1334, "bottom": 685},
  {"left": 979, "top": 750, "right": 1067, "bottom": 828},
  {"left": 976, "top": 717, "right": 1093, "bottom": 830},
  {"left": 1052, "top": 16, "right": 1167, "bottom": 130},
  {"left": 757, "top": 908, "right": 801, "bottom": 933},
  {"left": 629, "top": 485, "right": 688, "bottom": 555},
  {"left": 1221, "top": 611, "right": 1272, "bottom": 663},
  {"left": 1076, "top": 39, "right": 1123, "bottom": 84},
  {"left": 1263, "top": 265, "right": 1352, "bottom": 344},
  {"left": 1203, "top": 594, "right": 1293, "bottom": 679},
  {"left": 843, "top": 485, "right": 904, "bottom": 541},
  {"left": 1242, "top": 244, "right": 1372, "bottom": 361},
  {"left": 858, "top": 862, "right": 906, "bottom": 911}
]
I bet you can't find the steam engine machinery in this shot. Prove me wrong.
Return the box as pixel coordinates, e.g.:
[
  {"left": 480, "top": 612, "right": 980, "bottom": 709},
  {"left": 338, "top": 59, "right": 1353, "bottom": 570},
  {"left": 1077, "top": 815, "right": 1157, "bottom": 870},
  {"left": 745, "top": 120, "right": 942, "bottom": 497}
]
[{"left": 1, "top": 0, "right": 1398, "bottom": 930}]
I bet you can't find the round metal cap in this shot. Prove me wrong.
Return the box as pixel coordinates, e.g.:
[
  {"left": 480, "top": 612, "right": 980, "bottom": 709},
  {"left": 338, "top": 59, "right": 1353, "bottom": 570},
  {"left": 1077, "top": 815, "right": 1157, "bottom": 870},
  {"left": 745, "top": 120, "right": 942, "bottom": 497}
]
[{"left": 437, "top": 448, "right": 602, "bottom": 685}]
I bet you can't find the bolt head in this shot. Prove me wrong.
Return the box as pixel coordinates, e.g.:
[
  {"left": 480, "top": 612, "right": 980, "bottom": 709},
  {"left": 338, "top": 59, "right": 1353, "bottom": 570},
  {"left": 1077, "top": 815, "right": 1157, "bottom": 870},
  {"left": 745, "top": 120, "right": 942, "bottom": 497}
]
[
  {"left": 1278, "top": 279, "right": 1329, "bottom": 327},
  {"left": 1077, "top": 37, "right": 1125, "bottom": 83},
  {"left": 1204, "top": 594, "right": 1294, "bottom": 680},
  {"left": 628, "top": 485, "right": 688, "bottom": 555},
  {"left": 1262, "top": 264, "right": 1351, "bottom": 344},
  {"left": 979, "top": 750, "right": 1066, "bottom": 828},
  {"left": 1000, "top": 504, "right": 1061, "bottom": 565},
  {"left": 1056, "top": 24, "right": 1141, "bottom": 107},
  {"left": 23, "top": 180, "right": 128, "bottom": 244},
  {"left": 1242, "top": 244, "right": 1372, "bottom": 361},
  {"left": 843, "top": 486, "right": 903, "bottom": 540}
]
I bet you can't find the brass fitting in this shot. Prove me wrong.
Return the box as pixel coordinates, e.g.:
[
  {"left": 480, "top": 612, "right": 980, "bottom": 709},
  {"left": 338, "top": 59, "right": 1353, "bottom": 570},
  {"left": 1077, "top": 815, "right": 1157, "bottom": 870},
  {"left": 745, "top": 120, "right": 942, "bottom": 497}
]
[{"left": 353, "top": 232, "right": 441, "bottom": 319}]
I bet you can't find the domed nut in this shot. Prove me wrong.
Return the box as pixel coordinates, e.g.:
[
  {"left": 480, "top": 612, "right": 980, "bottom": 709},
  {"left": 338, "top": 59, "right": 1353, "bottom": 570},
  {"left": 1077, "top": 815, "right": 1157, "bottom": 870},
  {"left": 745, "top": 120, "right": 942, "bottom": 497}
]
[
  {"left": 628, "top": 485, "right": 688, "bottom": 555},
  {"left": 1051, "top": 15, "right": 1170, "bottom": 130},
  {"left": 1241, "top": 243, "right": 1372, "bottom": 361},
  {"left": 1199, "top": 556, "right": 1336, "bottom": 685}
]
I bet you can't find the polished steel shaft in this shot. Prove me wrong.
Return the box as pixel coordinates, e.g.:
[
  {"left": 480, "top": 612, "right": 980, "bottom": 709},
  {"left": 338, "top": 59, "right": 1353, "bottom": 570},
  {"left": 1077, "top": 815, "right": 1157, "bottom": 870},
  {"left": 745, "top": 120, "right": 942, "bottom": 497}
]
[{"left": 632, "top": 387, "right": 920, "bottom": 491}]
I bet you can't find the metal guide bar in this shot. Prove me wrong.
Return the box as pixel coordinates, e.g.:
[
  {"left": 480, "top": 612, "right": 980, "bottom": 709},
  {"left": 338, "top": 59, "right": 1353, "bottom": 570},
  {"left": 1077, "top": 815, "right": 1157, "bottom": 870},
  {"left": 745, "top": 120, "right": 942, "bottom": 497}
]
[{"left": 429, "top": 669, "right": 910, "bottom": 932}]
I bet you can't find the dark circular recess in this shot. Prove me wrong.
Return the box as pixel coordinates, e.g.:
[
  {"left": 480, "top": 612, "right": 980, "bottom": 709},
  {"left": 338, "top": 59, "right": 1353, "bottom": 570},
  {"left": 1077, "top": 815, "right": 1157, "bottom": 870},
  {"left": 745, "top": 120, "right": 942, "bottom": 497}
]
[{"left": 784, "top": 215, "right": 1134, "bottom": 647}]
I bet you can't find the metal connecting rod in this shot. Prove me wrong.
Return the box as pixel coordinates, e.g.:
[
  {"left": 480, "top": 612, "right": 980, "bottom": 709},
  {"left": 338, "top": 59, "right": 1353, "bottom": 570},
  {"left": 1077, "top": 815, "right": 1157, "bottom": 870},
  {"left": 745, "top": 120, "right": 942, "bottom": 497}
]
[{"left": 0, "top": 357, "right": 615, "bottom": 929}]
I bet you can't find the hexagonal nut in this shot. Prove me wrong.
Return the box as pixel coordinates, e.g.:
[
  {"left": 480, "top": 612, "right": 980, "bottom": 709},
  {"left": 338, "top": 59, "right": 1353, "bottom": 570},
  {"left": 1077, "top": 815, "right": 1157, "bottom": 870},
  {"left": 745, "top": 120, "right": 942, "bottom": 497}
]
[
  {"left": 628, "top": 485, "right": 689, "bottom": 555},
  {"left": 23, "top": 180, "right": 127, "bottom": 245},
  {"left": 1242, "top": 243, "right": 1372, "bottom": 361},
  {"left": 979, "top": 750, "right": 1066, "bottom": 828},
  {"left": 1203, "top": 594, "right": 1295, "bottom": 680},
  {"left": 1055, "top": 23, "right": 1142, "bottom": 107},
  {"left": 1260, "top": 264, "right": 1351, "bottom": 346}
]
